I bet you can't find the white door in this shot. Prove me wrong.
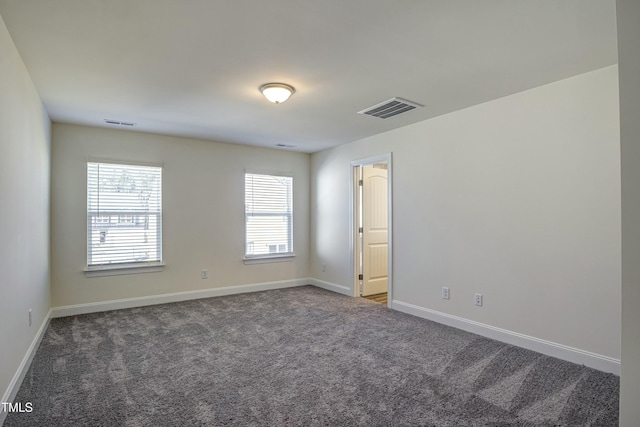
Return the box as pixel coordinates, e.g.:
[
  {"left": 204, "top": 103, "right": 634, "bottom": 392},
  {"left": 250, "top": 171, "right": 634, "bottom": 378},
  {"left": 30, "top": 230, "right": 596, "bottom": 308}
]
[{"left": 361, "top": 165, "right": 388, "bottom": 296}]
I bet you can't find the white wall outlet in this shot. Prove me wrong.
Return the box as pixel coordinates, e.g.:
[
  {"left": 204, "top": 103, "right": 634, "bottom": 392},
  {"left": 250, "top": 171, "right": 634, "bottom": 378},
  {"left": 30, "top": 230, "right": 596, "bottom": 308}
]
[
  {"left": 28, "top": 309, "right": 32, "bottom": 327},
  {"left": 442, "top": 287, "right": 450, "bottom": 300},
  {"left": 201, "top": 269, "right": 208, "bottom": 279},
  {"left": 474, "top": 293, "right": 483, "bottom": 307},
  {"left": 322, "top": 263, "right": 327, "bottom": 272}
]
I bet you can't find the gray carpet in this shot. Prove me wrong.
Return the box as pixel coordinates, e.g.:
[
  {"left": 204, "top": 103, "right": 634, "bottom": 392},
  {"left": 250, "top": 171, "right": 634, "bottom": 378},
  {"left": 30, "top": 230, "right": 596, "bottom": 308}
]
[{"left": 5, "top": 286, "right": 619, "bottom": 426}]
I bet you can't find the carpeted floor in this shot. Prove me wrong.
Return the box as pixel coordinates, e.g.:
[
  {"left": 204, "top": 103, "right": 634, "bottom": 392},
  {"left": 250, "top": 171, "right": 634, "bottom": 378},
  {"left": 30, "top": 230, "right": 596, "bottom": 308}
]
[{"left": 5, "top": 286, "right": 619, "bottom": 426}]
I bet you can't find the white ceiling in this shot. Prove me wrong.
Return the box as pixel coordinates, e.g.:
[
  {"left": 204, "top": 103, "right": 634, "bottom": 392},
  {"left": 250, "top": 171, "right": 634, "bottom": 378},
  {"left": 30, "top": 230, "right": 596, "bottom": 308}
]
[{"left": 0, "top": 0, "right": 617, "bottom": 153}]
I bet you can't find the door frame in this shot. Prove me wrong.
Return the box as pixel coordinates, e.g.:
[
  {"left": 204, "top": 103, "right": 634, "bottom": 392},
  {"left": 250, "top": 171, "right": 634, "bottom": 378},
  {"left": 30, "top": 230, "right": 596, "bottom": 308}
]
[{"left": 349, "top": 153, "right": 393, "bottom": 307}]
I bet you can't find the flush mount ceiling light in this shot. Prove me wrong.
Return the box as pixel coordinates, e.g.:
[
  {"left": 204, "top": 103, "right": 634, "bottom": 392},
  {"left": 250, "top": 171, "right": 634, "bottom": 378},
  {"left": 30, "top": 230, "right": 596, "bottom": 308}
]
[{"left": 259, "top": 83, "right": 295, "bottom": 104}]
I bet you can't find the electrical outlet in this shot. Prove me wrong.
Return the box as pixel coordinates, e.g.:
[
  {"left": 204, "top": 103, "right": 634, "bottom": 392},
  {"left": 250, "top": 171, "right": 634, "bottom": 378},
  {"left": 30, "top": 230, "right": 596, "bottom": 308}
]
[
  {"left": 442, "top": 287, "right": 450, "bottom": 300},
  {"left": 28, "top": 309, "right": 32, "bottom": 327},
  {"left": 201, "top": 269, "right": 208, "bottom": 279},
  {"left": 322, "top": 263, "right": 327, "bottom": 272},
  {"left": 474, "top": 293, "right": 483, "bottom": 307}
]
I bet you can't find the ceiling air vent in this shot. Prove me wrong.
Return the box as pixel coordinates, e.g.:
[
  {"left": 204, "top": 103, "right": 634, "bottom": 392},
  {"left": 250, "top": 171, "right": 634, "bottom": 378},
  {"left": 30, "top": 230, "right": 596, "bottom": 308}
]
[
  {"left": 358, "top": 97, "right": 423, "bottom": 119},
  {"left": 276, "top": 144, "right": 296, "bottom": 148},
  {"left": 104, "top": 119, "right": 136, "bottom": 127}
]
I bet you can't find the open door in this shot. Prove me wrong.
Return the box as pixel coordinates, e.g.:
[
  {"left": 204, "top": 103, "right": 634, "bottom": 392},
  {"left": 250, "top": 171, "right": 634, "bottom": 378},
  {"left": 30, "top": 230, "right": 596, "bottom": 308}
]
[{"left": 360, "top": 164, "right": 388, "bottom": 297}]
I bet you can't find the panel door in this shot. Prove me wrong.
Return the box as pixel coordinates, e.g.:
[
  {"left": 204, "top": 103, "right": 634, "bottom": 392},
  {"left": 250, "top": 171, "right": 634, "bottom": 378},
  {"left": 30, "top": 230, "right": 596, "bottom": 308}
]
[{"left": 362, "top": 166, "right": 388, "bottom": 296}]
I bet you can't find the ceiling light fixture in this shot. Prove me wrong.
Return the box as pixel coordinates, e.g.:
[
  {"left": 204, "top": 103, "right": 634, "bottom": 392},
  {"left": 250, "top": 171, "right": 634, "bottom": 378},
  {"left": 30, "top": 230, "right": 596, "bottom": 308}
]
[{"left": 259, "top": 83, "right": 295, "bottom": 104}]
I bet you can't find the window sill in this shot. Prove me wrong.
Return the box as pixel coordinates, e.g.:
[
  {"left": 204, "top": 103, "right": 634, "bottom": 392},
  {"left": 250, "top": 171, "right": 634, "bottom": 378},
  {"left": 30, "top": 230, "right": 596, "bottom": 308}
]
[
  {"left": 84, "top": 263, "right": 165, "bottom": 278},
  {"left": 243, "top": 254, "right": 295, "bottom": 265}
]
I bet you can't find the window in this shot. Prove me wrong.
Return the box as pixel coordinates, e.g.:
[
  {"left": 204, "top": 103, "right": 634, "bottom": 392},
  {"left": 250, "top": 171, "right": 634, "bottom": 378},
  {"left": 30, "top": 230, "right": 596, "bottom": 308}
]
[
  {"left": 87, "top": 161, "right": 162, "bottom": 269},
  {"left": 245, "top": 173, "right": 293, "bottom": 259}
]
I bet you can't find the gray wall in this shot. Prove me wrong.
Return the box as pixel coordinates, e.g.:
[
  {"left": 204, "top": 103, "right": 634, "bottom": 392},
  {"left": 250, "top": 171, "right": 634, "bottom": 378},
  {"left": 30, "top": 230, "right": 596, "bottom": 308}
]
[
  {"left": 617, "top": 0, "right": 640, "bottom": 424},
  {"left": 0, "top": 15, "right": 51, "bottom": 405}
]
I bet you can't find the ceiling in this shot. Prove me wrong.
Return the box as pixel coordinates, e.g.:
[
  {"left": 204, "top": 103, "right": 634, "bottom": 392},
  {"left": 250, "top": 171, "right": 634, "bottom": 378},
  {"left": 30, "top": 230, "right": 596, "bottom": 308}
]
[{"left": 0, "top": 0, "right": 618, "bottom": 153}]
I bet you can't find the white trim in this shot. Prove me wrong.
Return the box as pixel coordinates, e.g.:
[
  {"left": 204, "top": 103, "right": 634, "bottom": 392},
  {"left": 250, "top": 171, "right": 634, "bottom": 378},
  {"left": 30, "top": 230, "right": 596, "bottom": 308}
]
[
  {"left": 243, "top": 254, "right": 295, "bottom": 264},
  {"left": 391, "top": 300, "right": 620, "bottom": 375},
  {"left": 84, "top": 263, "right": 165, "bottom": 277},
  {"left": 244, "top": 168, "right": 293, "bottom": 178},
  {"left": 86, "top": 157, "right": 164, "bottom": 168},
  {"left": 308, "top": 278, "right": 352, "bottom": 296},
  {"left": 1, "top": 309, "right": 52, "bottom": 424},
  {"left": 51, "top": 279, "right": 310, "bottom": 318},
  {"left": 349, "top": 153, "right": 393, "bottom": 306}
]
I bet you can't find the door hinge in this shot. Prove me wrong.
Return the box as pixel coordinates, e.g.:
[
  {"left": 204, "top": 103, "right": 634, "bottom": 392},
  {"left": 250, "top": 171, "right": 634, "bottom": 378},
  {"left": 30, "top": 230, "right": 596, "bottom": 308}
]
[
  {"left": 358, "top": 274, "right": 363, "bottom": 280},
  {"left": 359, "top": 227, "right": 363, "bottom": 233},
  {"left": 359, "top": 179, "right": 363, "bottom": 186}
]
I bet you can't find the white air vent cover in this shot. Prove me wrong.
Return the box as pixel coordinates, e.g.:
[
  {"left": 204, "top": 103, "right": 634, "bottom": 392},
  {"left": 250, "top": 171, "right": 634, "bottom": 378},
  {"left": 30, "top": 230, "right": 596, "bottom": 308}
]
[
  {"left": 358, "top": 97, "right": 423, "bottom": 119},
  {"left": 104, "top": 119, "right": 136, "bottom": 127}
]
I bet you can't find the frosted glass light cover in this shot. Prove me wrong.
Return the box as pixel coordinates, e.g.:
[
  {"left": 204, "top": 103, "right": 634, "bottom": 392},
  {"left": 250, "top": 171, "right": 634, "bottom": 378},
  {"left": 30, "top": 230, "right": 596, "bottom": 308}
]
[{"left": 260, "top": 83, "right": 295, "bottom": 104}]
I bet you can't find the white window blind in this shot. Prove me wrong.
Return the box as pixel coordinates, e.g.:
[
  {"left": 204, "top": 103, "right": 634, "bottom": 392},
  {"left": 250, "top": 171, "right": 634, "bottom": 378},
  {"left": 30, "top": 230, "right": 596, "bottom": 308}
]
[
  {"left": 245, "top": 173, "right": 293, "bottom": 258},
  {"left": 87, "top": 162, "right": 162, "bottom": 267}
]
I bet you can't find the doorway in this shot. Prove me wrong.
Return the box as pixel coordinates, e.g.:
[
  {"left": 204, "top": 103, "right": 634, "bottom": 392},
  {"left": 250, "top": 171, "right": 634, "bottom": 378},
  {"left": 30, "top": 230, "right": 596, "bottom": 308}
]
[{"left": 351, "top": 154, "right": 392, "bottom": 307}]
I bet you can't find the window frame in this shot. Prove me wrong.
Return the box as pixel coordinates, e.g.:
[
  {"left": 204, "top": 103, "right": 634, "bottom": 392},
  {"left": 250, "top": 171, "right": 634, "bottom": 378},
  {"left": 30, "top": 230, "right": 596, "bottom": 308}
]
[
  {"left": 243, "top": 171, "right": 295, "bottom": 263},
  {"left": 84, "top": 159, "right": 164, "bottom": 277}
]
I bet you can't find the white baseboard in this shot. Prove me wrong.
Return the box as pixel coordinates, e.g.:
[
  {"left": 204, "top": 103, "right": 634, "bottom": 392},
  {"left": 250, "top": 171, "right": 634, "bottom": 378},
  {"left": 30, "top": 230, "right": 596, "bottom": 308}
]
[
  {"left": 51, "top": 279, "right": 311, "bottom": 318},
  {"left": 308, "top": 278, "right": 351, "bottom": 296},
  {"left": 1, "top": 309, "right": 52, "bottom": 425},
  {"left": 391, "top": 300, "right": 620, "bottom": 375}
]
